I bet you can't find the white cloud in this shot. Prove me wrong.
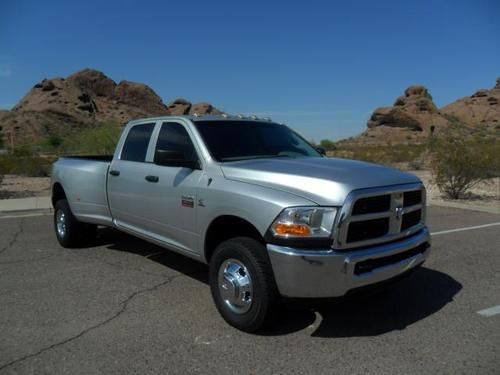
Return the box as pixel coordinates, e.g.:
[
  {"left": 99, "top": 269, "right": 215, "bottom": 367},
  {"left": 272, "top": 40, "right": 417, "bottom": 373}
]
[{"left": 0, "top": 64, "right": 12, "bottom": 78}]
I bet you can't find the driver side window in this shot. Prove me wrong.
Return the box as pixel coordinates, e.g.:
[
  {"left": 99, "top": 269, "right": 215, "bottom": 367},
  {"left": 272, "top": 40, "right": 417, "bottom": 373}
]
[{"left": 155, "top": 122, "right": 198, "bottom": 161}]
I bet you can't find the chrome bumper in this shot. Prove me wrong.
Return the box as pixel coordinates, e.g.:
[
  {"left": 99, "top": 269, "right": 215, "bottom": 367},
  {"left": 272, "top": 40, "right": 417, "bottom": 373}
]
[{"left": 267, "top": 228, "right": 431, "bottom": 298}]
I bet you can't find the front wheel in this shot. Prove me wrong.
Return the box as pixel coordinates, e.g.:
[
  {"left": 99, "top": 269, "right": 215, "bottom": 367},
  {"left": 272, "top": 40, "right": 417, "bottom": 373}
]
[{"left": 209, "top": 237, "right": 280, "bottom": 332}]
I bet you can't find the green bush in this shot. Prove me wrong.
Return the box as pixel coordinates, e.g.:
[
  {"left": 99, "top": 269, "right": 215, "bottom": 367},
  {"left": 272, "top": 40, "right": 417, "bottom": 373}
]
[
  {"left": 0, "top": 154, "right": 53, "bottom": 177},
  {"left": 430, "top": 137, "right": 499, "bottom": 199},
  {"left": 329, "top": 143, "right": 427, "bottom": 166},
  {"left": 62, "top": 122, "right": 121, "bottom": 155}
]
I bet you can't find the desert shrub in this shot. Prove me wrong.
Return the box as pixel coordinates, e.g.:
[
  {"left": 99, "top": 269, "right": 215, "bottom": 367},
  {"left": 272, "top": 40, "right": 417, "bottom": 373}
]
[
  {"left": 0, "top": 154, "right": 53, "bottom": 177},
  {"left": 46, "top": 135, "right": 64, "bottom": 149},
  {"left": 63, "top": 122, "right": 121, "bottom": 155},
  {"left": 430, "top": 137, "right": 499, "bottom": 199},
  {"left": 329, "top": 143, "right": 426, "bottom": 166}
]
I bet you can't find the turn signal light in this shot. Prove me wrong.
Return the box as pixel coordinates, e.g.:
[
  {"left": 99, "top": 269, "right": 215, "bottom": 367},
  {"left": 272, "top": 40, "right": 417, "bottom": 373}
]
[{"left": 273, "top": 223, "right": 311, "bottom": 236}]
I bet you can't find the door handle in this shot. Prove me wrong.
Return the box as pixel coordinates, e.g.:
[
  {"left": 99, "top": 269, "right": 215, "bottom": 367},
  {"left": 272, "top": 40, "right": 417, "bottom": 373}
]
[
  {"left": 109, "top": 170, "right": 120, "bottom": 176},
  {"left": 145, "top": 175, "right": 159, "bottom": 183}
]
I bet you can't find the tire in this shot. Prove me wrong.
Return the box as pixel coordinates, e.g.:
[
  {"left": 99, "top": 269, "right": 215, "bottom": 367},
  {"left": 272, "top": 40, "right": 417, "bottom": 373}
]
[
  {"left": 54, "top": 199, "right": 96, "bottom": 248},
  {"left": 209, "top": 237, "right": 280, "bottom": 332}
]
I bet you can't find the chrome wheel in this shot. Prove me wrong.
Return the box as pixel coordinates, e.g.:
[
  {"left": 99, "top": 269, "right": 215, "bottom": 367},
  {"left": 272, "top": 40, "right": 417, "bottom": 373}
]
[
  {"left": 56, "top": 210, "right": 67, "bottom": 238},
  {"left": 218, "top": 259, "right": 253, "bottom": 314}
]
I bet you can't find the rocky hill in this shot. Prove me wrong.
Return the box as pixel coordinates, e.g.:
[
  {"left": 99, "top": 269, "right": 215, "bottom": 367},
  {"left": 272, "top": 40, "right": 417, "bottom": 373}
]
[
  {"left": 353, "top": 78, "right": 500, "bottom": 144},
  {"left": 0, "top": 69, "right": 220, "bottom": 144},
  {"left": 1, "top": 69, "right": 498, "bottom": 147},
  {"left": 441, "top": 79, "right": 500, "bottom": 128}
]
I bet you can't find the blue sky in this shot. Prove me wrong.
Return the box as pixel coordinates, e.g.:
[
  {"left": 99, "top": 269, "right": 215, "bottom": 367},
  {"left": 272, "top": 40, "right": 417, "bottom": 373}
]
[{"left": 1, "top": 0, "right": 499, "bottom": 141}]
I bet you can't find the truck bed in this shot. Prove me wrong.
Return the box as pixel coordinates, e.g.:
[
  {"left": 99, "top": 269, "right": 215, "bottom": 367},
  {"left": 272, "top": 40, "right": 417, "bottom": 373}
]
[{"left": 52, "top": 156, "right": 113, "bottom": 225}]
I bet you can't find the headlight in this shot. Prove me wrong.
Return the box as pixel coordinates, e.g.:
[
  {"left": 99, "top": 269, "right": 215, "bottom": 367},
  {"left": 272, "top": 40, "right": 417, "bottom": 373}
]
[{"left": 270, "top": 207, "right": 337, "bottom": 238}]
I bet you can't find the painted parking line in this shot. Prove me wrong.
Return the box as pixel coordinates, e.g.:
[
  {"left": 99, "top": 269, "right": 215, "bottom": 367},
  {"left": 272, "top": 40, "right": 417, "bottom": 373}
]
[
  {"left": 477, "top": 305, "right": 500, "bottom": 317},
  {"left": 431, "top": 222, "right": 500, "bottom": 236}
]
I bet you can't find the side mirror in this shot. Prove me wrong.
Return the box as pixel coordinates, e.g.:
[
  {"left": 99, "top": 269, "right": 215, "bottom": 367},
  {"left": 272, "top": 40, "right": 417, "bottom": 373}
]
[
  {"left": 154, "top": 149, "right": 200, "bottom": 169},
  {"left": 316, "top": 147, "right": 327, "bottom": 156}
]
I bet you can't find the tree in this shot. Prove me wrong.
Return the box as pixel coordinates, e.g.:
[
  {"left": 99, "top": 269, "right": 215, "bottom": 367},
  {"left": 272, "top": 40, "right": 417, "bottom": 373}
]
[{"left": 319, "top": 139, "right": 337, "bottom": 151}]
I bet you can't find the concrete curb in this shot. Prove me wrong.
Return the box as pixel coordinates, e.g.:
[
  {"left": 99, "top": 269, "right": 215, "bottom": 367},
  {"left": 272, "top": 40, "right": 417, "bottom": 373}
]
[
  {"left": 0, "top": 209, "right": 52, "bottom": 219},
  {"left": 0, "top": 196, "right": 52, "bottom": 214}
]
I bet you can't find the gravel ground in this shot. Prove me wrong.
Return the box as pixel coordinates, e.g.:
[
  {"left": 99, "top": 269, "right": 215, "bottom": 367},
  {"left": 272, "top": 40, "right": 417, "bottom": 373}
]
[{"left": 0, "top": 175, "right": 51, "bottom": 199}]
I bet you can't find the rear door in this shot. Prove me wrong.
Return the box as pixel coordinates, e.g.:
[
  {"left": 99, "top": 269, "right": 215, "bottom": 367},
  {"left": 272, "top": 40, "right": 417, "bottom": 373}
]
[{"left": 107, "top": 122, "right": 157, "bottom": 232}]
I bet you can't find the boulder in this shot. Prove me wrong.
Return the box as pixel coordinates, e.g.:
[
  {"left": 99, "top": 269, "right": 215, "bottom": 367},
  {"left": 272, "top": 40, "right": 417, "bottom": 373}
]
[
  {"left": 167, "top": 98, "right": 192, "bottom": 115},
  {"left": 67, "top": 69, "right": 116, "bottom": 97},
  {"left": 404, "top": 85, "right": 431, "bottom": 98},
  {"left": 367, "top": 107, "right": 422, "bottom": 130},
  {"left": 471, "top": 89, "right": 488, "bottom": 98},
  {"left": 190, "top": 102, "right": 219, "bottom": 115},
  {"left": 115, "top": 80, "right": 168, "bottom": 115},
  {"left": 41, "top": 79, "right": 56, "bottom": 91}
]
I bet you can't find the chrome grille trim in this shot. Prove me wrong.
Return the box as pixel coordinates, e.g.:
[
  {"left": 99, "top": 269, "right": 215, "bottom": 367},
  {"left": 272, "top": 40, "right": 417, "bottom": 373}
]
[{"left": 332, "top": 183, "right": 426, "bottom": 250}]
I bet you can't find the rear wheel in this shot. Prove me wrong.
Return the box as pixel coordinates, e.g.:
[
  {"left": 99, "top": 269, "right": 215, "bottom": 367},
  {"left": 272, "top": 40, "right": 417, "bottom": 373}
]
[
  {"left": 209, "top": 237, "right": 280, "bottom": 332},
  {"left": 54, "top": 199, "right": 96, "bottom": 248}
]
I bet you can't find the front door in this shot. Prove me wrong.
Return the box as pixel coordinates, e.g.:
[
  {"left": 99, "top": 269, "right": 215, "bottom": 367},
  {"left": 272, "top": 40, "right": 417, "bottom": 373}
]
[{"left": 138, "top": 121, "right": 203, "bottom": 254}]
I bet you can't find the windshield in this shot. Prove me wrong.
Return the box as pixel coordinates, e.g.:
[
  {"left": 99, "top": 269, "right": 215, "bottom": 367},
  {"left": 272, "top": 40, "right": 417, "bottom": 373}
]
[{"left": 193, "top": 120, "right": 321, "bottom": 162}]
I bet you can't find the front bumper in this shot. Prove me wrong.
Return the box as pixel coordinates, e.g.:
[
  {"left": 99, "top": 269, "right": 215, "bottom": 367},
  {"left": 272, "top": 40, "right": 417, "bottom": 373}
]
[{"left": 267, "top": 228, "right": 431, "bottom": 298}]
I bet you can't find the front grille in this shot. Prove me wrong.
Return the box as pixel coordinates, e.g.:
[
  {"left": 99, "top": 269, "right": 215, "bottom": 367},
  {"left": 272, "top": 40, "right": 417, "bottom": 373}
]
[
  {"left": 346, "top": 218, "right": 389, "bottom": 243},
  {"left": 354, "top": 243, "right": 428, "bottom": 275},
  {"left": 404, "top": 190, "right": 422, "bottom": 207},
  {"left": 401, "top": 209, "right": 422, "bottom": 231},
  {"left": 352, "top": 195, "right": 391, "bottom": 215},
  {"left": 337, "top": 185, "right": 425, "bottom": 249}
]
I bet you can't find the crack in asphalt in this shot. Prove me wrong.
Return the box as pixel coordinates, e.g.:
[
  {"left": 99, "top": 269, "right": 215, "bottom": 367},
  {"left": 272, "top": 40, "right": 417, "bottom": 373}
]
[
  {"left": 0, "top": 218, "right": 25, "bottom": 256},
  {"left": 0, "top": 274, "right": 184, "bottom": 372}
]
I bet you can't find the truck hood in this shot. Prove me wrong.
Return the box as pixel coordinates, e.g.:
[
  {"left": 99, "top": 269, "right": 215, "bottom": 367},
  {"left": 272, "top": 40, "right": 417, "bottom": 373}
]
[{"left": 221, "top": 157, "right": 421, "bottom": 206}]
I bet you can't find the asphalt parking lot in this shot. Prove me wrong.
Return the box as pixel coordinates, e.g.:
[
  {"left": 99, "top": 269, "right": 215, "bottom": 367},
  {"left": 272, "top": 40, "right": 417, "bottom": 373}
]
[{"left": 0, "top": 206, "right": 499, "bottom": 374}]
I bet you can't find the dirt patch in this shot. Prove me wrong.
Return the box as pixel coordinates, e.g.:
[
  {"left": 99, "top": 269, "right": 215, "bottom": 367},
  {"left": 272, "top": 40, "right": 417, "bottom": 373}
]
[{"left": 0, "top": 175, "right": 51, "bottom": 199}]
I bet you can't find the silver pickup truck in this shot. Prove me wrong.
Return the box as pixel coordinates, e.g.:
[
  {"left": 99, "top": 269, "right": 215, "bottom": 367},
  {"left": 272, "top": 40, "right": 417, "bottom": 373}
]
[{"left": 51, "top": 115, "right": 431, "bottom": 332}]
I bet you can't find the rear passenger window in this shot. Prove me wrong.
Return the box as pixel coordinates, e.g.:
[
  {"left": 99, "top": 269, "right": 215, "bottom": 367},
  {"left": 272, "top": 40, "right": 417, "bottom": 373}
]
[{"left": 121, "top": 123, "right": 155, "bottom": 162}]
